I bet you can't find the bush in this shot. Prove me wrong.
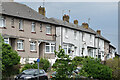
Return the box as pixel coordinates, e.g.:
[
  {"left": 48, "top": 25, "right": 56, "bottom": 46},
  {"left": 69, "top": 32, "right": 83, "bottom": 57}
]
[
  {"left": 80, "top": 57, "right": 112, "bottom": 80},
  {"left": 0, "top": 34, "right": 20, "bottom": 77},
  {"left": 106, "top": 57, "right": 120, "bottom": 79},
  {"left": 52, "top": 46, "right": 77, "bottom": 79},
  {"left": 72, "top": 56, "right": 83, "bottom": 66},
  {"left": 22, "top": 58, "right": 50, "bottom": 72}
]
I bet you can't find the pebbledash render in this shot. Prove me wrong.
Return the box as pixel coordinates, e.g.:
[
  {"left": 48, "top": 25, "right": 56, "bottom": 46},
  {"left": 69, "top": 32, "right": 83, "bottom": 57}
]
[
  {"left": 0, "top": 2, "right": 57, "bottom": 64},
  {"left": 0, "top": 2, "right": 116, "bottom": 65}
]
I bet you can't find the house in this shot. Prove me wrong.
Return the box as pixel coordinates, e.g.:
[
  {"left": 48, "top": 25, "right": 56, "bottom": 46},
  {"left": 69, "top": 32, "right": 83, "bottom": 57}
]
[
  {"left": 0, "top": 2, "right": 57, "bottom": 64},
  {"left": 50, "top": 15, "right": 97, "bottom": 59},
  {"left": 0, "top": 1, "right": 116, "bottom": 64}
]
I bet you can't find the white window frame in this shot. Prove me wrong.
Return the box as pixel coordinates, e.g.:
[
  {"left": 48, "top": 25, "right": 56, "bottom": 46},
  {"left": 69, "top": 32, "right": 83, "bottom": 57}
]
[
  {"left": 74, "top": 31, "right": 77, "bottom": 40},
  {"left": 30, "top": 41, "right": 36, "bottom": 51},
  {"left": 4, "top": 38, "right": 9, "bottom": 44},
  {"left": 31, "top": 22, "right": 36, "bottom": 32},
  {"left": 0, "top": 16, "right": 6, "bottom": 27},
  {"left": 17, "top": 40, "right": 24, "bottom": 50},
  {"left": 40, "top": 23, "right": 42, "bottom": 31},
  {"left": 45, "top": 43, "right": 55, "bottom": 53},
  {"left": 46, "top": 26, "right": 51, "bottom": 34},
  {"left": 19, "top": 19, "right": 23, "bottom": 30},
  {"left": 11, "top": 18, "right": 14, "bottom": 26},
  {"left": 82, "top": 32, "right": 85, "bottom": 41}
]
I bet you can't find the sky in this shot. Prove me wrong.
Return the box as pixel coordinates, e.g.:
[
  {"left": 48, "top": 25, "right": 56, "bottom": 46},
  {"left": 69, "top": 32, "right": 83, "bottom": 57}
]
[{"left": 14, "top": 0, "right": 118, "bottom": 52}]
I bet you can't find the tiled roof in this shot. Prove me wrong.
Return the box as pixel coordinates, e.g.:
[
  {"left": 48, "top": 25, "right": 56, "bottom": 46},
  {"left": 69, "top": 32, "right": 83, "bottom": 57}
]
[
  {"left": 95, "top": 33, "right": 110, "bottom": 43},
  {"left": 50, "top": 18, "right": 96, "bottom": 34},
  {"left": 0, "top": 2, "right": 57, "bottom": 24},
  {"left": 0, "top": 2, "right": 110, "bottom": 42}
]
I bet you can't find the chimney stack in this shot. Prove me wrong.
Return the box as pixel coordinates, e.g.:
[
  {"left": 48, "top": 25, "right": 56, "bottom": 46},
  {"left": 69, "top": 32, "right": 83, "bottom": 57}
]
[
  {"left": 97, "top": 30, "right": 101, "bottom": 35},
  {"left": 63, "top": 14, "right": 69, "bottom": 23},
  {"left": 74, "top": 20, "right": 78, "bottom": 25},
  {"left": 82, "top": 23, "right": 89, "bottom": 29},
  {"left": 38, "top": 6, "right": 45, "bottom": 16}
]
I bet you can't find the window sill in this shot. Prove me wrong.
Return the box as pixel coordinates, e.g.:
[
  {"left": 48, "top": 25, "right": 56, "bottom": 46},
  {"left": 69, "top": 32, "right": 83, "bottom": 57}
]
[
  {"left": 0, "top": 27, "right": 6, "bottom": 29},
  {"left": 46, "top": 34, "right": 52, "bottom": 36},
  {"left": 19, "top": 29, "right": 24, "bottom": 32},
  {"left": 30, "top": 51, "right": 37, "bottom": 53},
  {"left": 31, "top": 32, "right": 36, "bottom": 34},
  {"left": 11, "top": 26, "right": 15, "bottom": 28},
  {"left": 17, "top": 50, "right": 25, "bottom": 52},
  {"left": 45, "top": 52, "right": 54, "bottom": 54}
]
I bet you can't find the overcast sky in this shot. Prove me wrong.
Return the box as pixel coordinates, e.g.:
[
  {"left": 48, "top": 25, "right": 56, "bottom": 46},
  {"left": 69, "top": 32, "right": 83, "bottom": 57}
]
[{"left": 14, "top": 1, "right": 118, "bottom": 52}]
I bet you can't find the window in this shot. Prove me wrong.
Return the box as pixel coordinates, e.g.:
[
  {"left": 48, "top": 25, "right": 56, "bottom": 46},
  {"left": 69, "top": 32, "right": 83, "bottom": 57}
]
[
  {"left": 30, "top": 42, "right": 36, "bottom": 51},
  {"left": 31, "top": 22, "right": 35, "bottom": 32},
  {"left": 17, "top": 40, "right": 24, "bottom": 50},
  {"left": 74, "top": 47, "right": 77, "bottom": 55},
  {"left": 40, "top": 23, "right": 42, "bottom": 31},
  {"left": 0, "top": 16, "right": 6, "bottom": 27},
  {"left": 4, "top": 38, "right": 9, "bottom": 44},
  {"left": 46, "top": 26, "right": 51, "bottom": 34},
  {"left": 82, "top": 32, "right": 85, "bottom": 41},
  {"left": 90, "top": 35, "right": 92, "bottom": 42},
  {"left": 74, "top": 31, "right": 77, "bottom": 39},
  {"left": 63, "top": 45, "right": 67, "bottom": 54},
  {"left": 65, "top": 28, "right": 68, "bottom": 35},
  {"left": 45, "top": 43, "right": 55, "bottom": 53},
  {"left": 11, "top": 18, "right": 14, "bottom": 26},
  {"left": 19, "top": 19, "right": 23, "bottom": 30}
]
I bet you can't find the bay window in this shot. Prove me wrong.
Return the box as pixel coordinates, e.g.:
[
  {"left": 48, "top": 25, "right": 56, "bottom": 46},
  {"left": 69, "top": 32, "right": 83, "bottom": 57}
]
[
  {"left": 45, "top": 43, "right": 55, "bottom": 53},
  {"left": 17, "top": 40, "right": 24, "bottom": 50},
  {"left": 0, "top": 16, "right": 6, "bottom": 27},
  {"left": 4, "top": 38, "right": 9, "bottom": 44}
]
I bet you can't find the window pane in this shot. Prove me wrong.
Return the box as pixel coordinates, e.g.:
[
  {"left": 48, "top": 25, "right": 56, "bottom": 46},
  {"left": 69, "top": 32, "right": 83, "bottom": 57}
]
[
  {"left": 46, "top": 46, "right": 50, "bottom": 52},
  {"left": 46, "top": 26, "right": 51, "bottom": 34}
]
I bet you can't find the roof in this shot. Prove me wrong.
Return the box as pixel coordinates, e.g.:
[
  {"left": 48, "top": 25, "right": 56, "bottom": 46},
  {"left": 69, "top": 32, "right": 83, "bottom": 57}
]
[
  {"left": 50, "top": 18, "right": 96, "bottom": 34},
  {"left": 0, "top": 2, "right": 57, "bottom": 25},
  {"left": 1, "top": 2, "right": 111, "bottom": 43},
  {"left": 109, "top": 44, "right": 116, "bottom": 49}
]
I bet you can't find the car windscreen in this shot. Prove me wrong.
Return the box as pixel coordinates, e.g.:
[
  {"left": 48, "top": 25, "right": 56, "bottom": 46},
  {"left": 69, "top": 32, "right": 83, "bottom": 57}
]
[{"left": 22, "top": 70, "right": 35, "bottom": 75}]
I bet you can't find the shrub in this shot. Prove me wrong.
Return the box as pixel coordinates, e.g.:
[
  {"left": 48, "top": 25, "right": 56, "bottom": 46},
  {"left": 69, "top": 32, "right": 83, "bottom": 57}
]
[
  {"left": 106, "top": 57, "right": 120, "bottom": 79},
  {"left": 0, "top": 34, "right": 20, "bottom": 77},
  {"left": 80, "top": 57, "right": 112, "bottom": 80},
  {"left": 22, "top": 58, "right": 50, "bottom": 72},
  {"left": 72, "top": 56, "right": 83, "bottom": 66}
]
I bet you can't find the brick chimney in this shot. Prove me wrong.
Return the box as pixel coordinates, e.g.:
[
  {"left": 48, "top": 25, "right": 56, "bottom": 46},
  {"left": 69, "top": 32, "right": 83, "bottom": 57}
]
[
  {"left": 74, "top": 20, "right": 78, "bottom": 25},
  {"left": 97, "top": 30, "right": 101, "bottom": 35},
  {"left": 82, "top": 23, "right": 89, "bottom": 29},
  {"left": 38, "top": 6, "right": 45, "bottom": 16},
  {"left": 63, "top": 14, "right": 69, "bottom": 23}
]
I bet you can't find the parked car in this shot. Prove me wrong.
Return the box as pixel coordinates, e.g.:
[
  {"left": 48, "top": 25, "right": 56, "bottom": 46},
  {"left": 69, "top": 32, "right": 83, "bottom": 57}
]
[{"left": 15, "top": 69, "right": 48, "bottom": 80}]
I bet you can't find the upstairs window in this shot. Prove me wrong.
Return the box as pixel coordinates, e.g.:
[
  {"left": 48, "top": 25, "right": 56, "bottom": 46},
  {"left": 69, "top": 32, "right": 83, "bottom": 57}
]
[
  {"left": 65, "top": 28, "right": 68, "bottom": 35},
  {"left": 31, "top": 22, "right": 35, "bottom": 32},
  {"left": 82, "top": 32, "right": 85, "bottom": 41},
  {"left": 17, "top": 40, "right": 24, "bottom": 50},
  {"left": 11, "top": 18, "right": 14, "bottom": 26},
  {"left": 40, "top": 23, "right": 42, "bottom": 31},
  {"left": 74, "top": 31, "right": 77, "bottom": 39},
  {"left": 46, "top": 26, "right": 51, "bottom": 34},
  {"left": 30, "top": 42, "right": 36, "bottom": 51},
  {"left": 0, "top": 16, "right": 6, "bottom": 27},
  {"left": 19, "top": 19, "right": 23, "bottom": 30}
]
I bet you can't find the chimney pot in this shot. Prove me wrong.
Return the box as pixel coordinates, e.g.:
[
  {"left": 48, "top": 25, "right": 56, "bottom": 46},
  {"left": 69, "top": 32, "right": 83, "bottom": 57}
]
[
  {"left": 38, "top": 6, "right": 45, "bottom": 16},
  {"left": 63, "top": 14, "right": 69, "bottom": 23},
  {"left": 82, "top": 23, "right": 89, "bottom": 29},
  {"left": 74, "top": 20, "right": 78, "bottom": 25},
  {"left": 97, "top": 30, "right": 101, "bottom": 35}
]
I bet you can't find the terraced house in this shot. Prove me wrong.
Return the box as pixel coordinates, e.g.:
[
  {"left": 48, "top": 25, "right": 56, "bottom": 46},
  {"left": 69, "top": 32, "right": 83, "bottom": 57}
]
[
  {"left": 0, "top": 2, "right": 57, "bottom": 64},
  {"left": 0, "top": 1, "right": 116, "bottom": 64}
]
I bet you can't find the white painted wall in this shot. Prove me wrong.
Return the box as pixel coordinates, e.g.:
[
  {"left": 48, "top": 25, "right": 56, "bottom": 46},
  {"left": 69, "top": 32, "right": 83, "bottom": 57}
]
[{"left": 95, "top": 37, "right": 105, "bottom": 61}]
